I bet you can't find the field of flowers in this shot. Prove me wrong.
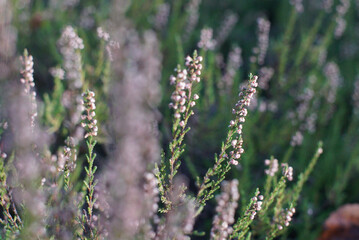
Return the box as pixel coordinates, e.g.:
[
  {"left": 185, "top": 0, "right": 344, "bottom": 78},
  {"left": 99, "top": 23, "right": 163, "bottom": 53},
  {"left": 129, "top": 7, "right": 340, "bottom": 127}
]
[{"left": 0, "top": 0, "right": 358, "bottom": 239}]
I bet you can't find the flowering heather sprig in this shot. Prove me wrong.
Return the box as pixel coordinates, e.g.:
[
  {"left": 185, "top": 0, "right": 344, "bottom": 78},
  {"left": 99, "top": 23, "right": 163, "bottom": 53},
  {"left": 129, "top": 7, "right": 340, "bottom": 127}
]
[
  {"left": 215, "top": 13, "right": 238, "bottom": 47},
  {"left": 154, "top": 3, "right": 170, "bottom": 31},
  {"left": 303, "top": 112, "right": 318, "bottom": 133},
  {"left": 97, "top": 27, "right": 120, "bottom": 62},
  {"left": 198, "top": 28, "right": 216, "bottom": 51},
  {"left": 169, "top": 53, "right": 202, "bottom": 126},
  {"left": 156, "top": 197, "right": 196, "bottom": 240},
  {"left": 258, "top": 67, "right": 274, "bottom": 90},
  {"left": 184, "top": 0, "right": 201, "bottom": 40},
  {"left": 58, "top": 26, "right": 84, "bottom": 89},
  {"left": 334, "top": 0, "right": 350, "bottom": 38},
  {"left": 289, "top": 0, "right": 304, "bottom": 13},
  {"left": 277, "top": 207, "right": 296, "bottom": 230},
  {"left": 58, "top": 138, "right": 77, "bottom": 190},
  {"left": 230, "top": 189, "right": 263, "bottom": 239},
  {"left": 20, "top": 49, "right": 37, "bottom": 129},
  {"left": 290, "top": 131, "right": 303, "bottom": 147},
  {"left": 160, "top": 51, "right": 202, "bottom": 211},
  {"left": 219, "top": 47, "right": 242, "bottom": 95},
  {"left": 141, "top": 172, "right": 160, "bottom": 239},
  {"left": 49, "top": 67, "right": 65, "bottom": 80},
  {"left": 281, "top": 163, "right": 294, "bottom": 181},
  {"left": 287, "top": 78, "right": 319, "bottom": 133},
  {"left": 210, "top": 180, "right": 239, "bottom": 240},
  {"left": 81, "top": 90, "right": 98, "bottom": 139},
  {"left": 97, "top": 27, "right": 110, "bottom": 42},
  {"left": 196, "top": 74, "right": 258, "bottom": 205},
  {"left": 144, "top": 172, "right": 160, "bottom": 219},
  {"left": 265, "top": 158, "right": 279, "bottom": 177},
  {"left": 296, "top": 87, "right": 315, "bottom": 122},
  {"left": 98, "top": 26, "right": 161, "bottom": 238},
  {"left": 323, "top": 62, "right": 341, "bottom": 104},
  {"left": 80, "top": 90, "right": 99, "bottom": 238},
  {"left": 251, "top": 18, "right": 270, "bottom": 65}
]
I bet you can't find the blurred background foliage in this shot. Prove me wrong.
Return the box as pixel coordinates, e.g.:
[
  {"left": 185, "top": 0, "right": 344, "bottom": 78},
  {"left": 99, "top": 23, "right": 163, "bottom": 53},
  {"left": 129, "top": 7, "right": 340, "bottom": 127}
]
[{"left": 8, "top": 0, "right": 359, "bottom": 238}]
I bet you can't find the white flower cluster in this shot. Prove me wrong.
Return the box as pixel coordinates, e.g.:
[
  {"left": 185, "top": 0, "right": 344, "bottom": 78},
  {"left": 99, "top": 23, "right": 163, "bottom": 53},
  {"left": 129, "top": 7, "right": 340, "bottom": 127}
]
[
  {"left": 277, "top": 207, "right": 296, "bottom": 230},
  {"left": 210, "top": 180, "right": 240, "bottom": 240},
  {"left": 215, "top": 13, "right": 238, "bottom": 46},
  {"left": 142, "top": 172, "right": 160, "bottom": 239},
  {"left": 20, "top": 50, "right": 38, "bottom": 129},
  {"left": 81, "top": 91, "right": 98, "bottom": 138},
  {"left": 20, "top": 53, "right": 35, "bottom": 94},
  {"left": 334, "top": 0, "right": 350, "bottom": 38},
  {"left": 58, "top": 26, "right": 84, "bottom": 89},
  {"left": 144, "top": 172, "right": 160, "bottom": 219},
  {"left": 258, "top": 67, "right": 274, "bottom": 90},
  {"left": 249, "top": 192, "right": 264, "bottom": 220},
  {"left": 49, "top": 67, "right": 65, "bottom": 80},
  {"left": 228, "top": 138, "right": 244, "bottom": 166},
  {"left": 323, "top": 62, "right": 341, "bottom": 104},
  {"left": 228, "top": 75, "right": 258, "bottom": 165},
  {"left": 96, "top": 27, "right": 120, "bottom": 62},
  {"left": 290, "top": 131, "right": 303, "bottom": 147},
  {"left": 220, "top": 47, "right": 242, "bottom": 94},
  {"left": 184, "top": 0, "right": 201, "bottom": 39},
  {"left": 97, "top": 27, "right": 110, "bottom": 42},
  {"left": 251, "top": 18, "right": 270, "bottom": 65},
  {"left": 57, "top": 138, "right": 77, "bottom": 174},
  {"left": 289, "top": 0, "right": 304, "bottom": 13},
  {"left": 281, "top": 163, "right": 294, "bottom": 181},
  {"left": 169, "top": 54, "right": 203, "bottom": 127},
  {"left": 264, "top": 158, "right": 279, "bottom": 176},
  {"left": 154, "top": 3, "right": 170, "bottom": 30},
  {"left": 198, "top": 28, "right": 216, "bottom": 50}
]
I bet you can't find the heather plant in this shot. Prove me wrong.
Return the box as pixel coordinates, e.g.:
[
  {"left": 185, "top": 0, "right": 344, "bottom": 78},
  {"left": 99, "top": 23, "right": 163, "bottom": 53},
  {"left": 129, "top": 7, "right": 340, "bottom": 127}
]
[{"left": 0, "top": 0, "right": 359, "bottom": 239}]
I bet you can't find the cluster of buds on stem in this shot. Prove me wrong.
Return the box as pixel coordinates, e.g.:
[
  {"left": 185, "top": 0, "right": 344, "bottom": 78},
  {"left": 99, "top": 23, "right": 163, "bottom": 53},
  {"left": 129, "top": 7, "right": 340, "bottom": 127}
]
[
  {"left": 289, "top": 0, "right": 304, "bottom": 13},
  {"left": 57, "top": 138, "right": 77, "bottom": 173},
  {"left": 277, "top": 207, "right": 296, "bottom": 230},
  {"left": 20, "top": 49, "right": 37, "bottom": 129},
  {"left": 210, "top": 179, "right": 240, "bottom": 239},
  {"left": 290, "top": 131, "right": 303, "bottom": 147},
  {"left": 334, "top": 0, "right": 350, "bottom": 38},
  {"left": 264, "top": 158, "right": 279, "bottom": 176},
  {"left": 227, "top": 74, "right": 258, "bottom": 165},
  {"left": 228, "top": 138, "right": 244, "bottom": 166},
  {"left": 169, "top": 52, "right": 202, "bottom": 129},
  {"left": 58, "top": 26, "right": 84, "bottom": 89},
  {"left": 281, "top": 163, "right": 294, "bottom": 181},
  {"left": 219, "top": 47, "right": 242, "bottom": 95},
  {"left": 198, "top": 28, "right": 216, "bottom": 50},
  {"left": 81, "top": 90, "right": 98, "bottom": 138},
  {"left": 251, "top": 17, "right": 270, "bottom": 65},
  {"left": 248, "top": 190, "right": 264, "bottom": 220}
]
